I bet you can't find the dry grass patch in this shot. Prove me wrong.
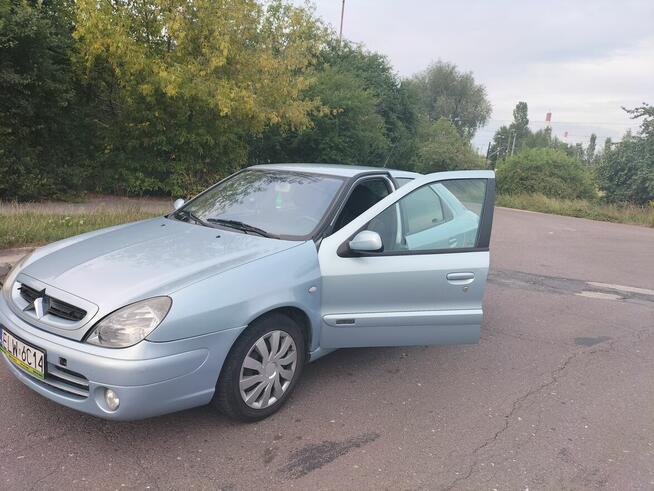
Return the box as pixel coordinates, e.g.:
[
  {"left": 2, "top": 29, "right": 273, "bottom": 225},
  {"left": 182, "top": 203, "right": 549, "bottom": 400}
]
[
  {"left": 0, "top": 209, "right": 162, "bottom": 249},
  {"left": 497, "top": 194, "right": 654, "bottom": 227}
]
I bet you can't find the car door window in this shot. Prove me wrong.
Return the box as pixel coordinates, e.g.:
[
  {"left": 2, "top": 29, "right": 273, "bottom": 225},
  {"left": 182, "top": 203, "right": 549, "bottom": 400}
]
[
  {"left": 365, "top": 179, "right": 487, "bottom": 252},
  {"left": 333, "top": 178, "right": 392, "bottom": 231}
]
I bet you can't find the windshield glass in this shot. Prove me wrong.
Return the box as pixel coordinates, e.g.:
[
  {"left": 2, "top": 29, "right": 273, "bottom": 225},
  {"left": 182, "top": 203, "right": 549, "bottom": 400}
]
[{"left": 176, "top": 170, "right": 345, "bottom": 238}]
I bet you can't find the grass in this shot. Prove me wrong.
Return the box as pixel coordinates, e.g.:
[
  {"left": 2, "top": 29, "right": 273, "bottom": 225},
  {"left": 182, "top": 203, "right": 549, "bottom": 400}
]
[
  {"left": 0, "top": 209, "right": 162, "bottom": 249},
  {"left": 497, "top": 194, "right": 654, "bottom": 227}
]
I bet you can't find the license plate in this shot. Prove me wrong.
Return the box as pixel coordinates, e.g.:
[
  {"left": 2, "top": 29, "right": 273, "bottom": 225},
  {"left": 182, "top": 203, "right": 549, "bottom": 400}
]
[{"left": 0, "top": 327, "right": 46, "bottom": 379}]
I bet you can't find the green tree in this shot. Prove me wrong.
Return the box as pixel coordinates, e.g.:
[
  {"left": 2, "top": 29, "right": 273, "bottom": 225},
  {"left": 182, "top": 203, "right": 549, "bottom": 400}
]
[
  {"left": 585, "top": 133, "right": 597, "bottom": 166},
  {"left": 488, "top": 102, "right": 531, "bottom": 165},
  {"left": 411, "top": 117, "right": 483, "bottom": 173},
  {"left": 596, "top": 104, "right": 653, "bottom": 204},
  {"left": 318, "top": 40, "right": 417, "bottom": 165},
  {"left": 0, "top": 0, "right": 93, "bottom": 199},
  {"left": 496, "top": 147, "right": 596, "bottom": 199},
  {"left": 252, "top": 66, "right": 389, "bottom": 164},
  {"left": 250, "top": 40, "right": 413, "bottom": 167},
  {"left": 73, "top": 0, "right": 326, "bottom": 195},
  {"left": 489, "top": 125, "right": 511, "bottom": 164},
  {"left": 406, "top": 61, "right": 491, "bottom": 140},
  {"left": 489, "top": 101, "right": 591, "bottom": 166},
  {"left": 511, "top": 101, "right": 530, "bottom": 141}
]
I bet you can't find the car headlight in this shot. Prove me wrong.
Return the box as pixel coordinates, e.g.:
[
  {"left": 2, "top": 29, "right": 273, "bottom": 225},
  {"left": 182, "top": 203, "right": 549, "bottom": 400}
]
[
  {"left": 85, "top": 297, "right": 172, "bottom": 348},
  {"left": 2, "top": 252, "right": 33, "bottom": 296}
]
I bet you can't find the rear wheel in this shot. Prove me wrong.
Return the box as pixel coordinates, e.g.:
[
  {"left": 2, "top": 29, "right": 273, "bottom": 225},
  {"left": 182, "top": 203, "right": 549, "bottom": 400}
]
[{"left": 213, "top": 313, "right": 306, "bottom": 421}]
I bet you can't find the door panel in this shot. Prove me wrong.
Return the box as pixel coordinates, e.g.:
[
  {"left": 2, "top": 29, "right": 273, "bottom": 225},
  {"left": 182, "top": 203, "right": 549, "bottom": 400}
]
[{"left": 318, "top": 170, "right": 495, "bottom": 349}]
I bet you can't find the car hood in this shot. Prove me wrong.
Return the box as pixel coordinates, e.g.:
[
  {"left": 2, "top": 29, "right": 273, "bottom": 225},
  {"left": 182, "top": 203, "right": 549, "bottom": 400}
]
[{"left": 20, "top": 217, "right": 300, "bottom": 308}]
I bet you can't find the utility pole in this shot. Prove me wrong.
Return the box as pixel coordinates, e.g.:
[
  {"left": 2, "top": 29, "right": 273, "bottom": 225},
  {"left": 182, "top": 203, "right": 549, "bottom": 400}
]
[
  {"left": 339, "top": 0, "right": 345, "bottom": 43},
  {"left": 511, "top": 133, "right": 517, "bottom": 156}
]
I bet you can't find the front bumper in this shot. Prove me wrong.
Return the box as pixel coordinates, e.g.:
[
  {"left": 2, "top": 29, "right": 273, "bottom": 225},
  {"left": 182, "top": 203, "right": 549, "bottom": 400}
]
[{"left": 0, "top": 294, "right": 245, "bottom": 420}]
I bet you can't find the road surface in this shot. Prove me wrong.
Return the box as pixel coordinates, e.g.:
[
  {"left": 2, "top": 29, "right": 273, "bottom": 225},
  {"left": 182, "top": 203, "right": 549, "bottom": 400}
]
[{"left": 1, "top": 208, "right": 653, "bottom": 490}]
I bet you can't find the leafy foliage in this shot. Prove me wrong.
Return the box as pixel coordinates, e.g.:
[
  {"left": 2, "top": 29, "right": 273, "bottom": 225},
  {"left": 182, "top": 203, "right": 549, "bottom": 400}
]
[
  {"left": 405, "top": 61, "right": 492, "bottom": 140},
  {"left": 249, "top": 42, "right": 395, "bottom": 165},
  {"left": 0, "top": 0, "right": 94, "bottom": 200},
  {"left": 496, "top": 148, "right": 596, "bottom": 200},
  {"left": 410, "top": 117, "right": 483, "bottom": 173},
  {"left": 72, "top": 0, "right": 326, "bottom": 196},
  {"left": 596, "top": 104, "right": 654, "bottom": 205},
  {"left": 19, "top": 0, "right": 654, "bottom": 209},
  {"left": 1, "top": 2, "right": 499, "bottom": 200}
]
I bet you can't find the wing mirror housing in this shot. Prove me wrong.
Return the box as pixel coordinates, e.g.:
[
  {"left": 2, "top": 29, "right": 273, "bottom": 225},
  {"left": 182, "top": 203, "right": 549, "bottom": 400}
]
[
  {"left": 173, "top": 198, "right": 185, "bottom": 210},
  {"left": 349, "top": 230, "right": 383, "bottom": 253}
]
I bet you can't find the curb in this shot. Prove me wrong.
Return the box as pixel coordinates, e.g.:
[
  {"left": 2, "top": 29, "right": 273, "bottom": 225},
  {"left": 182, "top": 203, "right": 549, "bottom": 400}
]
[{"left": 0, "top": 247, "right": 33, "bottom": 282}]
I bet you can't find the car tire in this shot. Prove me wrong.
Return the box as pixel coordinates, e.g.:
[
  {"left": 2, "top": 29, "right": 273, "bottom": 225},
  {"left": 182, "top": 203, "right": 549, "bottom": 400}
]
[{"left": 212, "top": 312, "right": 306, "bottom": 422}]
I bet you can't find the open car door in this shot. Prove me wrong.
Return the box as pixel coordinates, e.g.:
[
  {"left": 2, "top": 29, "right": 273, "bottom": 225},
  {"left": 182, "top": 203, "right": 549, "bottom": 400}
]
[{"left": 318, "top": 170, "right": 495, "bottom": 348}]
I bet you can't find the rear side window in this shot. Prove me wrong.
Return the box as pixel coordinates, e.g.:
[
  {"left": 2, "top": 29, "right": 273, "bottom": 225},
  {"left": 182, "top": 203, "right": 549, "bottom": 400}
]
[
  {"left": 365, "top": 179, "right": 488, "bottom": 252},
  {"left": 401, "top": 185, "right": 452, "bottom": 235}
]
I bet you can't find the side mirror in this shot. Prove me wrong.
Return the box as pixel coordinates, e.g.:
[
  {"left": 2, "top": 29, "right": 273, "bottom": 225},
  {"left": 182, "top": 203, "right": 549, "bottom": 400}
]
[
  {"left": 349, "top": 230, "right": 383, "bottom": 253},
  {"left": 173, "top": 198, "right": 185, "bottom": 210}
]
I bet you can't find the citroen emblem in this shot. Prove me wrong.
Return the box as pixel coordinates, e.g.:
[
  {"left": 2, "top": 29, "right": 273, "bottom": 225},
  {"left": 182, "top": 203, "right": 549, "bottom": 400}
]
[{"left": 23, "top": 288, "right": 50, "bottom": 319}]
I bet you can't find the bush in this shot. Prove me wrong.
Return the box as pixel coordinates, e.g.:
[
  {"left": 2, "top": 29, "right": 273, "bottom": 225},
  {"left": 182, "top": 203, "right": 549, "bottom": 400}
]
[
  {"left": 496, "top": 148, "right": 596, "bottom": 200},
  {"left": 411, "top": 117, "right": 484, "bottom": 173},
  {"left": 596, "top": 105, "right": 654, "bottom": 205}
]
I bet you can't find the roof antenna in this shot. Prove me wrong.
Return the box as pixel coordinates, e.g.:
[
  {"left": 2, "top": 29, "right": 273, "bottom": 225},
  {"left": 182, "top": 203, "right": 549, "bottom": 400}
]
[{"left": 383, "top": 143, "right": 397, "bottom": 168}]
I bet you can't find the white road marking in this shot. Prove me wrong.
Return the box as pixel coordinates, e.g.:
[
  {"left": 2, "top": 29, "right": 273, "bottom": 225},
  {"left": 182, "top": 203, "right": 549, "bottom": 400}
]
[
  {"left": 576, "top": 291, "right": 623, "bottom": 301},
  {"left": 586, "top": 282, "right": 654, "bottom": 297}
]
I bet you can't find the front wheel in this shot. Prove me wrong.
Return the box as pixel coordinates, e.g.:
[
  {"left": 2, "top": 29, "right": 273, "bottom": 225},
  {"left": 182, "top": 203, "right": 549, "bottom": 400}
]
[{"left": 212, "top": 313, "right": 306, "bottom": 421}]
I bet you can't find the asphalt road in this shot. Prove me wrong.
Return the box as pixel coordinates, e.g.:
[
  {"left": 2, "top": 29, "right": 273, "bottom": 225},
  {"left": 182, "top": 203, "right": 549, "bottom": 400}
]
[{"left": 1, "top": 208, "right": 653, "bottom": 490}]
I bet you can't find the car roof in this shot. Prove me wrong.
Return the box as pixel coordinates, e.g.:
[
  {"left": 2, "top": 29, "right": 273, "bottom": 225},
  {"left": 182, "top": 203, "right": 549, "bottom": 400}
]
[{"left": 249, "top": 163, "right": 421, "bottom": 180}]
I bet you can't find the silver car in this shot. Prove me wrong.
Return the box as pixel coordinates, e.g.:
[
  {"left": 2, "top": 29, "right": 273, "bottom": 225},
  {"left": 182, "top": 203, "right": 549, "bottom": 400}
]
[{"left": 0, "top": 164, "right": 495, "bottom": 421}]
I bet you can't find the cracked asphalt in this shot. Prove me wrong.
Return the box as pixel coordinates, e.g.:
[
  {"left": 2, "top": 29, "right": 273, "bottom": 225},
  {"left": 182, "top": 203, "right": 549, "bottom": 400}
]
[{"left": 1, "top": 207, "right": 653, "bottom": 490}]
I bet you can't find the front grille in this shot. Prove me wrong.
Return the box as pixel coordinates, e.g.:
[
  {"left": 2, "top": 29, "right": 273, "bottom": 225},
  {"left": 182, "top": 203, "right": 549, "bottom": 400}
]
[
  {"left": 18, "top": 283, "right": 40, "bottom": 303},
  {"left": 48, "top": 299, "right": 86, "bottom": 321},
  {"left": 18, "top": 284, "right": 87, "bottom": 322}
]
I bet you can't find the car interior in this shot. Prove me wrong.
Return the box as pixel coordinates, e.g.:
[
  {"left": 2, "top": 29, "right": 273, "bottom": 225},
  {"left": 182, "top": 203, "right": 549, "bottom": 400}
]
[
  {"left": 333, "top": 178, "right": 392, "bottom": 231},
  {"left": 329, "top": 177, "right": 402, "bottom": 248}
]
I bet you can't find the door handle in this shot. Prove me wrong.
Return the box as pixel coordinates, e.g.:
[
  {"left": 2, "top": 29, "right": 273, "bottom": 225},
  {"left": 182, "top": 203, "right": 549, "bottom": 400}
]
[{"left": 446, "top": 272, "right": 475, "bottom": 284}]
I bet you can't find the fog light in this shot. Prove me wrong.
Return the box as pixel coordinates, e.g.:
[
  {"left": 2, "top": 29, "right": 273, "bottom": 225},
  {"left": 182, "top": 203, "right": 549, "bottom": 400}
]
[{"left": 104, "top": 389, "right": 120, "bottom": 411}]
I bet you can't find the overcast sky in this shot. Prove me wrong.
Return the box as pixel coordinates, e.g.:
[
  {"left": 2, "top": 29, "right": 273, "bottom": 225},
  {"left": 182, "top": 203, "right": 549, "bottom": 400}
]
[{"left": 301, "top": 0, "right": 654, "bottom": 152}]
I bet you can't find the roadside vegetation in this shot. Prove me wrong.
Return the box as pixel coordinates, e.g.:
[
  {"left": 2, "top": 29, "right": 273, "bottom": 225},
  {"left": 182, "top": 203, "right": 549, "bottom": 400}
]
[
  {"left": 497, "top": 194, "right": 654, "bottom": 228},
  {"left": 2, "top": 195, "right": 652, "bottom": 250},
  {"left": 0, "top": 210, "right": 161, "bottom": 249},
  {"left": 0, "top": 0, "right": 487, "bottom": 200},
  {"left": 0, "top": 0, "right": 652, "bottom": 241}
]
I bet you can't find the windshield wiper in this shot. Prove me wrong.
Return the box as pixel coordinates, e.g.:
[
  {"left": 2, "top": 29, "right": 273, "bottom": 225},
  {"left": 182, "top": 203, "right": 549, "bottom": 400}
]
[
  {"left": 175, "top": 209, "right": 219, "bottom": 229},
  {"left": 206, "top": 218, "right": 277, "bottom": 238}
]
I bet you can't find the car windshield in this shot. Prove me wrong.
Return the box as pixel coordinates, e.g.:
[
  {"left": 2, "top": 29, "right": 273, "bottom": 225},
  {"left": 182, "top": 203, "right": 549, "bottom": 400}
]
[{"left": 175, "top": 169, "right": 345, "bottom": 238}]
